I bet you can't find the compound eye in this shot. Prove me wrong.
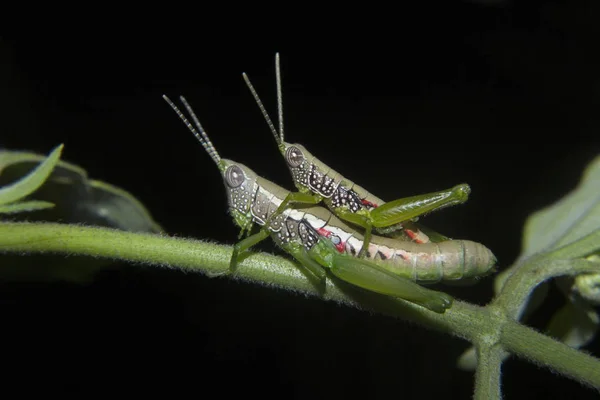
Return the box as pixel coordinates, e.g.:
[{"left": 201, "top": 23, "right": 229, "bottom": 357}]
[
  {"left": 285, "top": 146, "right": 304, "bottom": 167},
  {"left": 225, "top": 165, "right": 245, "bottom": 188}
]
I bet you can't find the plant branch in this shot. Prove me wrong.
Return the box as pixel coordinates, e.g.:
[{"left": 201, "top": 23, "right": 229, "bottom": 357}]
[
  {"left": 473, "top": 344, "right": 505, "bottom": 400},
  {"left": 0, "top": 221, "right": 486, "bottom": 335},
  {"left": 502, "top": 321, "right": 600, "bottom": 389},
  {"left": 1, "top": 221, "right": 599, "bottom": 391}
]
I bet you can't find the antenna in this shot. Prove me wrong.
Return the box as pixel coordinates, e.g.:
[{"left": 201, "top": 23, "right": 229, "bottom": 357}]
[
  {"left": 275, "top": 53, "right": 284, "bottom": 142},
  {"left": 242, "top": 71, "right": 282, "bottom": 146},
  {"left": 162, "top": 95, "right": 222, "bottom": 166}
]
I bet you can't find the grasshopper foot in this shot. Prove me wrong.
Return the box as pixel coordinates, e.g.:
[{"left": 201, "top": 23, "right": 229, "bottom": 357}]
[{"left": 418, "top": 291, "right": 454, "bottom": 314}]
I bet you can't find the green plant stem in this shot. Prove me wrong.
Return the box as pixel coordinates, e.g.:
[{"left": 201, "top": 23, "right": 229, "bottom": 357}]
[
  {"left": 1, "top": 221, "right": 599, "bottom": 391},
  {"left": 502, "top": 321, "right": 600, "bottom": 389},
  {"left": 474, "top": 344, "right": 505, "bottom": 400}
]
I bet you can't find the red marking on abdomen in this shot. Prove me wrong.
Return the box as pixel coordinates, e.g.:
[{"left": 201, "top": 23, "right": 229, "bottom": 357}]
[
  {"left": 317, "top": 227, "right": 331, "bottom": 238},
  {"left": 405, "top": 229, "right": 426, "bottom": 244},
  {"left": 317, "top": 227, "right": 346, "bottom": 253},
  {"left": 361, "top": 199, "right": 378, "bottom": 208}
]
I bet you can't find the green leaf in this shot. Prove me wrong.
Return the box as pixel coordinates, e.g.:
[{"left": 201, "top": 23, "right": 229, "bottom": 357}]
[
  {"left": 520, "top": 155, "right": 600, "bottom": 261},
  {"left": 0, "top": 144, "right": 63, "bottom": 209}
]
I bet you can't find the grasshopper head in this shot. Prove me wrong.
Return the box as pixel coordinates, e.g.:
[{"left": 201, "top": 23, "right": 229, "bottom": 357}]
[
  {"left": 279, "top": 141, "right": 315, "bottom": 192},
  {"left": 217, "top": 159, "right": 260, "bottom": 229}
]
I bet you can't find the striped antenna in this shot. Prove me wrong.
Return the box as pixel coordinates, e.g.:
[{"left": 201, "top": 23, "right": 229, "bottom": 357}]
[
  {"left": 162, "top": 95, "right": 222, "bottom": 166},
  {"left": 275, "top": 53, "right": 284, "bottom": 142},
  {"left": 242, "top": 72, "right": 282, "bottom": 146}
]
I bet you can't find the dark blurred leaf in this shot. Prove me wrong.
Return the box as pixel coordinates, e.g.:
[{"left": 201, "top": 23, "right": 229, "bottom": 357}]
[
  {"left": 547, "top": 277, "right": 599, "bottom": 349},
  {"left": 0, "top": 147, "right": 163, "bottom": 282}
]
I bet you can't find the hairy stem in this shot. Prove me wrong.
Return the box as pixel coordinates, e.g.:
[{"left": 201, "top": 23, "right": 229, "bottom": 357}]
[
  {"left": 473, "top": 344, "right": 505, "bottom": 400},
  {"left": 0, "top": 222, "right": 485, "bottom": 334},
  {"left": 502, "top": 321, "right": 600, "bottom": 389},
  {"left": 0, "top": 221, "right": 599, "bottom": 391}
]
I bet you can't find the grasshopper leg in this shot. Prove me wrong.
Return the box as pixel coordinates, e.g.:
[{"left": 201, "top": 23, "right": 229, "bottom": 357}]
[
  {"left": 274, "top": 191, "right": 322, "bottom": 216},
  {"left": 330, "top": 255, "right": 453, "bottom": 313},
  {"left": 285, "top": 245, "right": 327, "bottom": 291},
  {"left": 370, "top": 184, "right": 471, "bottom": 229},
  {"left": 334, "top": 210, "right": 373, "bottom": 258},
  {"left": 333, "top": 185, "right": 467, "bottom": 246},
  {"left": 263, "top": 192, "right": 323, "bottom": 231},
  {"left": 230, "top": 229, "right": 271, "bottom": 272}
]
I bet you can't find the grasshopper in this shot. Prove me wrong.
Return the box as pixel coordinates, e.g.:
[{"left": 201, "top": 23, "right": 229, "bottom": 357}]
[
  {"left": 163, "top": 94, "right": 496, "bottom": 313},
  {"left": 243, "top": 54, "right": 473, "bottom": 257}
]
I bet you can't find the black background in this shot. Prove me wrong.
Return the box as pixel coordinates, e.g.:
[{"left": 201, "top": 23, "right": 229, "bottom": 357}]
[{"left": 1, "top": 1, "right": 599, "bottom": 398}]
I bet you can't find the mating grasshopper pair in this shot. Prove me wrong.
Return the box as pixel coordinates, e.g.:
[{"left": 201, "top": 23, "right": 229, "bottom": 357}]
[{"left": 163, "top": 55, "right": 496, "bottom": 313}]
